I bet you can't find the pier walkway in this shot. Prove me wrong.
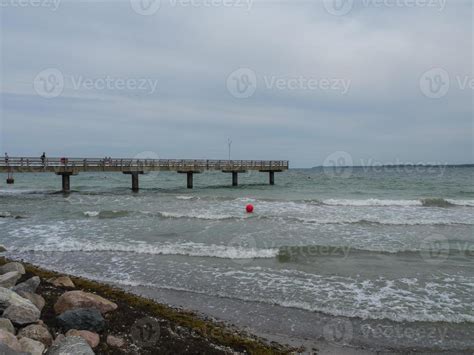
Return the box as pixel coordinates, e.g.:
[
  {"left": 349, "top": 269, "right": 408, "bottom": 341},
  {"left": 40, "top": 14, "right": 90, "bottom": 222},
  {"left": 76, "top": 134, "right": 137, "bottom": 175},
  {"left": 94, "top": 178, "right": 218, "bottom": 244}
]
[{"left": 0, "top": 157, "right": 289, "bottom": 192}]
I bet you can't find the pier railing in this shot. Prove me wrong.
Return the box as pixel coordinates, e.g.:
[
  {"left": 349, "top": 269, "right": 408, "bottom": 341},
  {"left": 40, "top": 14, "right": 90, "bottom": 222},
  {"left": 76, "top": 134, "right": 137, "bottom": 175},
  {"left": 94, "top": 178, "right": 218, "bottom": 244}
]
[{"left": 0, "top": 157, "right": 288, "bottom": 171}]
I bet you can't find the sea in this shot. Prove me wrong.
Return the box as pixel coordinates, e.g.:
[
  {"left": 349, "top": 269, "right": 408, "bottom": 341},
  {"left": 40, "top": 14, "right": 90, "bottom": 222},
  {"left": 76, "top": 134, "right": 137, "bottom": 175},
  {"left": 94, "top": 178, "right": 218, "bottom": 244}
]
[{"left": 1, "top": 166, "right": 473, "bottom": 353}]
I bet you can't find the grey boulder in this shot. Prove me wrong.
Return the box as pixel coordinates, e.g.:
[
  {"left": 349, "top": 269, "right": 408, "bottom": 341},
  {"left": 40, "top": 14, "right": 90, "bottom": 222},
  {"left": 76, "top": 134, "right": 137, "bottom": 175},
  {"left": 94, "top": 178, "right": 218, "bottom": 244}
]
[
  {"left": 46, "top": 336, "right": 95, "bottom": 355},
  {"left": 0, "top": 287, "right": 40, "bottom": 325},
  {"left": 0, "top": 329, "right": 22, "bottom": 352},
  {"left": 18, "top": 324, "right": 53, "bottom": 347},
  {"left": 0, "top": 318, "right": 15, "bottom": 334},
  {"left": 0, "top": 263, "right": 25, "bottom": 275},
  {"left": 0, "top": 343, "right": 29, "bottom": 355},
  {"left": 3, "top": 302, "right": 41, "bottom": 326},
  {"left": 15, "top": 292, "right": 45, "bottom": 312},
  {"left": 12, "top": 277, "right": 40, "bottom": 294},
  {"left": 0, "top": 272, "right": 21, "bottom": 289},
  {"left": 18, "top": 337, "right": 45, "bottom": 355},
  {"left": 57, "top": 308, "right": 105, "bottom": 332}
]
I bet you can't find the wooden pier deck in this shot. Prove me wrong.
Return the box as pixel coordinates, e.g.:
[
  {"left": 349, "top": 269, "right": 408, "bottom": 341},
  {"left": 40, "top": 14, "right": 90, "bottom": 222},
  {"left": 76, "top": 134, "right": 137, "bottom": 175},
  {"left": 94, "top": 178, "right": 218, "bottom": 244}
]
[{"left": 0, "top": 157, "right": 289, "bottom": 192}]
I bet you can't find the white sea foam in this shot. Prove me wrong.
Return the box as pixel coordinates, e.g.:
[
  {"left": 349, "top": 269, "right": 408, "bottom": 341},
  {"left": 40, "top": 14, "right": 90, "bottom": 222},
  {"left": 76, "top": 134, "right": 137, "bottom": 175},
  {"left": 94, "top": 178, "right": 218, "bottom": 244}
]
[
  {"left": 175, "top": 195, "right": 197, "bottom": 200},
  {"left": 446, "top": 199, "right": 474, "bottom": 207},
  {"left": 12, "top": 241, "right": 279, "bottom": 260},
  {"left": 323, "top": 198, "right": 474, "bottom": 207},
  {"left": 323, "top": 199, "right": 422, "bottom": 207},
  {"left": 84, "top": 211, "right": 100, "bottom": 217},
  {"left": 158, "top": 211, "right": 241, "bottom": 220}
]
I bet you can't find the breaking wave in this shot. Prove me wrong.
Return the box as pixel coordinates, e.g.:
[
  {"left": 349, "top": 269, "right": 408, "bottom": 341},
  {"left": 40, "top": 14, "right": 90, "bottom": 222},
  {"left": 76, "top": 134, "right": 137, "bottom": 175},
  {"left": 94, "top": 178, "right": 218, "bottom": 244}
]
[
  {"left": 322, "top": 198, "right": 474, "bottom": 207},
  {"left": 83, "top": 210, "right": 129, "bottom": 219},
  {"left": 12, "top": 242, "right": 279, "bottom": 260}
]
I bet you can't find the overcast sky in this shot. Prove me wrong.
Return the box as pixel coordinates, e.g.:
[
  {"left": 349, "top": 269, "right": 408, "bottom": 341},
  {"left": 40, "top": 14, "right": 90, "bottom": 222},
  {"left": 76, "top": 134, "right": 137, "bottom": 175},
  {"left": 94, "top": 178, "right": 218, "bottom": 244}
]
[{"left": 0, "top": 0, "right": 472, "bottom": 167}]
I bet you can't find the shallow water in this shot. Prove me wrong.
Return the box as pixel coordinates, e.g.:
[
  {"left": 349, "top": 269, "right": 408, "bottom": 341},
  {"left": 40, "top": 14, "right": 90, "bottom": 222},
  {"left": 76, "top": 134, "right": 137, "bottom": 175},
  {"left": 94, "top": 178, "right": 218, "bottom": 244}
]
[{"left": 1, "top": 166, "right": 473, "bottom": 351}]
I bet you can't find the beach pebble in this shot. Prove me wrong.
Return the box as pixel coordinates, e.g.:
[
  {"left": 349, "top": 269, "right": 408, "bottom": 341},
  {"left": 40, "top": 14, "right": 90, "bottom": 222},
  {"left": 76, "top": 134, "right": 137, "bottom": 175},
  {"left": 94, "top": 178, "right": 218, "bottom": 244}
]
[
  {"left": 66, "top": 329, "right": 100, "bottom": 348},
  {"left": 57, "top": 308, "right": 105, "bottom": 332},
  {"left": 45, "top": 336, "right": 95, "bottom": 355},
  {"left": 0, "top": 272, "right": 22, "bottom": 289},
  {"left": 0, "top": 329, "right": 22, "bottom": 352},
  {"left": 48, "top": 276, "right": 75, "bottom": 289},
  {"left": 18, "top": 324, "right": 53, "bottom": 346},
  {"left": 15, "top": 292, "right": 45, "bottom": 312},
  {"left": 0, "top": 318, "right": 15, "bottom": 334},
  {"left": 18, "top": 337, "right": 45, "bottom": 355},
  {"left": 2, "top": 302, "right": 41, "bottom": 326},
  {"left": 0, "top": 263, "right": 25, "bottom": 276},
  {"left": 106, "top": 335, "right": 125, "bottom": 348},
  {"left": 54, "top": 290, "right": 117, "bottom": 315},
  {"left": 13, "top": 277, "right": 40, "bottom": 294}
]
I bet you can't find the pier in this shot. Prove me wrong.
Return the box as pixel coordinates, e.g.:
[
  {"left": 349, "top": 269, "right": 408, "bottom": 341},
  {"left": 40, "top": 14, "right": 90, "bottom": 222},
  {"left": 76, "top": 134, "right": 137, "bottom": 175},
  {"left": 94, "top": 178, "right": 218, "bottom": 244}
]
[{"left": 0, "top": 157, "right": 289, "bottom": 192}]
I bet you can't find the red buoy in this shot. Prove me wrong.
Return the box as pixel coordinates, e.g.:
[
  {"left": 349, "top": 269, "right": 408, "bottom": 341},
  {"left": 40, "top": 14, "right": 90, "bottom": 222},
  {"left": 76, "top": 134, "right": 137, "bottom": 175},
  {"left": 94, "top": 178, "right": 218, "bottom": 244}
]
[{"left": 246, "top": 204, "right": 254, "bottom": 213}]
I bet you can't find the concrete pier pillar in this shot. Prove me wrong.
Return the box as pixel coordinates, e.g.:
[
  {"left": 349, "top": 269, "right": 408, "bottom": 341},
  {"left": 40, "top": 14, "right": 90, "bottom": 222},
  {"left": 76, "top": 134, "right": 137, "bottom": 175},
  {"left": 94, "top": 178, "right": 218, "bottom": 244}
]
[
  {"left": 187, "top": 172, "right": 193, "bottom": 189},
  {"left": 131, "top": 172, "right": 139, "bottom": 192},
  {"left": 232, "top": 171, "right": 238, "bottom": 186},
  {"left": 269, "top": 171, "right": 275, "bottom": 185},
  {"left": 62, "top": 174, "right": 70, "bottom": 192},
  {"left": 123, "top": 171, "right": 143, "bottom": 192},
  {"left": 56, "top": 173, "right": 73, "bottom": 193}
]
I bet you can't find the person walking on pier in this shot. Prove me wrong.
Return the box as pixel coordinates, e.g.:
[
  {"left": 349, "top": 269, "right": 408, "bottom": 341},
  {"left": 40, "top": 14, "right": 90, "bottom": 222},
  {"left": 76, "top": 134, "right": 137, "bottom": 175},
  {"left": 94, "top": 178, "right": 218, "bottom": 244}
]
[
  {"left": 4, "top": 153, "right": 9, "bottom": 165},
  {"left": 41, "top": 152, "right": 46, "bottom": 166}
]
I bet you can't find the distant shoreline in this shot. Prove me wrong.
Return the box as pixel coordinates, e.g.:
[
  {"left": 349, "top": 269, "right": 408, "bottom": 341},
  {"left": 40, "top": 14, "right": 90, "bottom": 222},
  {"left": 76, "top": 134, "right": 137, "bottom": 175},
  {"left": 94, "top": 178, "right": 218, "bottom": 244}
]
[{"left": 312, "top": 164, "right": 474, "bottom": 168}]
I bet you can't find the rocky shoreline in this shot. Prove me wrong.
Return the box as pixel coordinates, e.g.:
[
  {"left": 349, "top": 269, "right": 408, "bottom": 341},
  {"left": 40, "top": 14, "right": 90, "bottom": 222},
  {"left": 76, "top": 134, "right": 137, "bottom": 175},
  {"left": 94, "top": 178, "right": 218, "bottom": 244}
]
[{"left": 0, "top": 251, "right": 296, "bottom": 354}]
